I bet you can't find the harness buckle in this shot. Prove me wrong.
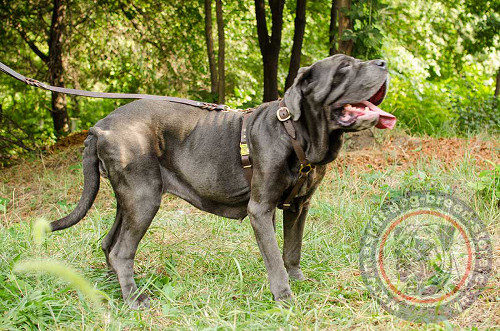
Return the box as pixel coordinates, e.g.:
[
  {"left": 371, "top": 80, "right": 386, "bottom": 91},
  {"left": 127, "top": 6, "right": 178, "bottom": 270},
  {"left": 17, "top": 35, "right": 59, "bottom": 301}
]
[
  {"left": 277, "top": 107, "right": 291, "bottom": 121},
  {"left": 240, "top": 143, "right": 249, "bottom": 156}
]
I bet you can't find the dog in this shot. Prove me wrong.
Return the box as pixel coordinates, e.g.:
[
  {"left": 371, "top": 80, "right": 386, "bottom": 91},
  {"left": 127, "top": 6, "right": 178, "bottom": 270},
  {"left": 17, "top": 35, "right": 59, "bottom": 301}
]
[{"left": 49, "top": 54, "right": 395, "bottom": 308}]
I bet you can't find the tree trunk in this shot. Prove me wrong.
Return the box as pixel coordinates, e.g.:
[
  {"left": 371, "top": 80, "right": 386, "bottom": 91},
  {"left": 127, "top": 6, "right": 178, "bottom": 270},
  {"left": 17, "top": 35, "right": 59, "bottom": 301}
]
[
  {"left": 255, "top": 0, "right": 285, "bottom": 102},
  {"left": 284, "top": 0, "right": 307, "bottom": 92},
  {"left": 495, "top": 67, "right": 500, "bottom": 98},
  {"left": 204, "top": 0, "right": 218, "bottom": 95},
  {"left": 329, "top": 0, "right": 337, "bottom": 56},
  {"left": 337, "top": 0, "right": 353, "bottom": 55},
  {"left": 216, "top": 0, "right": 225, "bottom": 104},
  {"left": 48, "top": 0, "right": 69, "bottom": 135}
]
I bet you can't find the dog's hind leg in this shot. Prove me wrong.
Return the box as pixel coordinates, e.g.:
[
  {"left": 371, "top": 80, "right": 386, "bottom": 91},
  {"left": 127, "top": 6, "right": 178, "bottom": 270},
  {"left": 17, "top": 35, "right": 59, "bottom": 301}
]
[
  {"left": 102, "top": 205, "right": 123, "bottom": 273},
  {"left": 105, "top": 156, "right": 163, "bottom": 309}
]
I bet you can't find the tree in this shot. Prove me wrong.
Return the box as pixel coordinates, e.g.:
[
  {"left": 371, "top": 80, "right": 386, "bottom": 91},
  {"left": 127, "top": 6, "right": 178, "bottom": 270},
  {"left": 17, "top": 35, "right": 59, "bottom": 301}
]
[
  {"left": 327, "top": 0, "right": 354, "bottom": 56},
  {"left": 328, "top": 0, "right": 384, "bottom": 58},
  {"left": 203, "top": 0, "right": 225, "bottom": 103},
  {"left": 496, "top": 70, "right": 499, "bottom": 98},
  {"left": 328, "top": 0, "right": 337, "bottom": 56},
  {"left": 204, "top": 0, "right": 218, "bottom": 95},
  {"left": 460, "top": 0, "right": 500, "bottom": 97},
  {"left": 216, "top": 0, "right": 225, "bottom": 103},
  {"left": 48, "top": 0, "right": 69, "bottom": 134},
  {"left": 255, "top": 0, "right": 285, "bottom": 102},
  {"left": 336, "top": 0, "right": 353, "bottom": 55},
  {"left": 284, "top": 0, "right": 307, "bottom": 91},
  {"left": 3, "top": 0, "right": 70, "bottom": 135}
]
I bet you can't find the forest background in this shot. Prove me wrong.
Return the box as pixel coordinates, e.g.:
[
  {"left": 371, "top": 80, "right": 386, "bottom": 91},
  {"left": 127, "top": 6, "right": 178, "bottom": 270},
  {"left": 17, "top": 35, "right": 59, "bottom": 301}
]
[{"left": 0, "top": 0, "right": 498, "bottom": 163}]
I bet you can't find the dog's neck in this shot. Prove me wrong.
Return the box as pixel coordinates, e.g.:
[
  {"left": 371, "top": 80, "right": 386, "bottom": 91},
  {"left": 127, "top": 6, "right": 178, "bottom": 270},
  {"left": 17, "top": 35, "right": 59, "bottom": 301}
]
[{"left": 292, "top": 99, "right": 343, "bottom": 165}]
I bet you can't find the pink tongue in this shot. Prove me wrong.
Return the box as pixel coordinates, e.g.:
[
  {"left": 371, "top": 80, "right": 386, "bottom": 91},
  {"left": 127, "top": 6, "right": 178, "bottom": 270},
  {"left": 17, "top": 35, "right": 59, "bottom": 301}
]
[{"left": 361, "top": 100, "right": 397, "bottom": 129}]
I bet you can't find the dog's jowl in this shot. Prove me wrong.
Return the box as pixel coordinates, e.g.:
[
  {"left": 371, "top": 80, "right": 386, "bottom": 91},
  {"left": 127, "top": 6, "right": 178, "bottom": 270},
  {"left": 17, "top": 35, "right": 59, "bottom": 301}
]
[{"left": 49, "top": 54, "right": 396, "bottom": 308}]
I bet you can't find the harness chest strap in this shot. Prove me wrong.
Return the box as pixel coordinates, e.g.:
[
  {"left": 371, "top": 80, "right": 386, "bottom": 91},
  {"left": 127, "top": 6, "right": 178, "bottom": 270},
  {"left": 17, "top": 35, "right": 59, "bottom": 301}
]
[{"left": 240, "top": 100, "right": 313, "bottom": 209}]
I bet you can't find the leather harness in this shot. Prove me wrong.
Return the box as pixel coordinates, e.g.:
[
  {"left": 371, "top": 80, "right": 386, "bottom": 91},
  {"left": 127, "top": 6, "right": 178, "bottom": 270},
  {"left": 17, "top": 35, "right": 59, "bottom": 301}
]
[
  {"left": 0, "top": 61, "right": 313, "bottom": 209},
  {"left": 239, "top": 100, "right": 313, "bottom": 209}
]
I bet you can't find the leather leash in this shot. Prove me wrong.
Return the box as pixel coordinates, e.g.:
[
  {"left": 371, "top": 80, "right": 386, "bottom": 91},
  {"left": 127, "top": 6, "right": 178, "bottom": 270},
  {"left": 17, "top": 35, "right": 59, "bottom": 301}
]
[
  {"left": 1, "top": 61, "right": 311, "bottom": 209},
  {"left": 0, "top": 62, "right": 228, "bottom": 111}
]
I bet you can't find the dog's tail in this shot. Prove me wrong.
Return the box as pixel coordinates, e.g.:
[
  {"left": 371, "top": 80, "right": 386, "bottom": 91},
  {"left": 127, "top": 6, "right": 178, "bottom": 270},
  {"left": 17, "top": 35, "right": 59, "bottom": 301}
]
[{"left": 50, "top": 132, "right": 100, "bottom": 231}]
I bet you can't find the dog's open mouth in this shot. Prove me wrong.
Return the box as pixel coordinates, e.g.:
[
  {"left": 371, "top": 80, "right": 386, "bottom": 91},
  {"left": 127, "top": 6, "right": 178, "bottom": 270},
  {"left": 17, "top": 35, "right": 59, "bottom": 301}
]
[{"left": 338, "top": 81, "right": 397, "bottom": 129}]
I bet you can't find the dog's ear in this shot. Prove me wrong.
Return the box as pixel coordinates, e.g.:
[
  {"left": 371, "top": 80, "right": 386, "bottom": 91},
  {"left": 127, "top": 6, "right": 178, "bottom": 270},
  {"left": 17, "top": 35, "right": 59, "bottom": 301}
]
[{"left": 284, "top": 66, "right": 312, "bottom": 121}]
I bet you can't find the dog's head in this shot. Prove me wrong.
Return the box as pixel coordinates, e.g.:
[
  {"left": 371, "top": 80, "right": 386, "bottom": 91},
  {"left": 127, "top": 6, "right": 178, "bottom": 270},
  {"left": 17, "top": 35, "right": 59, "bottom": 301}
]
[
  {"left": 283, "top": 54, "right": 396, "bottom": 163},
  {"left": 284, "top": 54, "right": 395, "bottom": 131}
]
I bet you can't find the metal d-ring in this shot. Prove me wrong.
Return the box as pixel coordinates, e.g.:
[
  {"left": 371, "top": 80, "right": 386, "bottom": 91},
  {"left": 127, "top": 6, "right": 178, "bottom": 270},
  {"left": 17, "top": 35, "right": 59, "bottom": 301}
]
[
  {"left": 299, "top": 163, "right": 313, "bottom": 174},
  {"left": 277, "top": 107, "right": 291, "bottom": 121}
]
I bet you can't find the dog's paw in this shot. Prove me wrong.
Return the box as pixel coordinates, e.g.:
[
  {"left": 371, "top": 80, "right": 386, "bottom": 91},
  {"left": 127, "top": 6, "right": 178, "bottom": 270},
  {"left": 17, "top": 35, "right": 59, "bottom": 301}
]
[
  {"left": 275, "top": 291, "right": 294, "bottom": 308},
  {"left": 273, "top": 288, "right": 293, "bottom": 302},
  {"left": 287, "top": 268, "right": 306, "bottom": 281},
  {"left": 127, "top": 293, "right": 151, "bottom": 309}
]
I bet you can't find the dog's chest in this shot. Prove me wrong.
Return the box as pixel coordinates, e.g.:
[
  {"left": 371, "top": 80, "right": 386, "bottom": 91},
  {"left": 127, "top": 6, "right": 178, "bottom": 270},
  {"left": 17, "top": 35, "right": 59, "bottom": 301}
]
[{"left": 296, "top": 165, "right": 327, "bottom": 198}]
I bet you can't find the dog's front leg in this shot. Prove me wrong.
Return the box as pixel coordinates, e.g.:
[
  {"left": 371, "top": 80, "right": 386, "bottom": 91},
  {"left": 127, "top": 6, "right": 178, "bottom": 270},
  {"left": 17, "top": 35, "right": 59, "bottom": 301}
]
[
  {"left": 283, "top": 199, "right": 310, "bottom": 281},
  {"left": 248, "top": 199, "right": 292, "bottom": 301}
]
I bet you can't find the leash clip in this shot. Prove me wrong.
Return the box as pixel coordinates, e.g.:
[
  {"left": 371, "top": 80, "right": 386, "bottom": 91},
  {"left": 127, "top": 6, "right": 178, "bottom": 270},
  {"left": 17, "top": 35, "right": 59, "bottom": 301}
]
[{"left": 277, "top": 107, "right": 291, "bottom": 121}]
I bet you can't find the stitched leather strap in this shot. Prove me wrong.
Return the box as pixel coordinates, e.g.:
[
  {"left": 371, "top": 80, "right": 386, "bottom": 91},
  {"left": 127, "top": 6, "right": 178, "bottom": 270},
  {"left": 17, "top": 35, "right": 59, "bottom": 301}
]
[
  {"left": 0, "top": 62, "right": 228, "bottom": 110},
  {"left": 240, "top": 111, "right": 253, "bottom": 183},
  {"left": 277, "top": 99, "right": 314, "bottom": 209}
]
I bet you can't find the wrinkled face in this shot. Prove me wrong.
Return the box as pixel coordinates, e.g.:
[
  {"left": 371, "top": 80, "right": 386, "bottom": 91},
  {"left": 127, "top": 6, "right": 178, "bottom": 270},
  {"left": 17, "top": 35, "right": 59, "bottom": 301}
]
[{"left": 285, "top": 54, "right": 396, "bottom": 132}]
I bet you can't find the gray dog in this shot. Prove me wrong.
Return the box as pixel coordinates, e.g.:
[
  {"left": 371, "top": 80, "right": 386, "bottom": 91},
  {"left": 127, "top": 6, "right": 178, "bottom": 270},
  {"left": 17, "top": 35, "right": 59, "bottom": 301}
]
[{"left": 49, "top": 54, "right": 395, "bottom": 308}]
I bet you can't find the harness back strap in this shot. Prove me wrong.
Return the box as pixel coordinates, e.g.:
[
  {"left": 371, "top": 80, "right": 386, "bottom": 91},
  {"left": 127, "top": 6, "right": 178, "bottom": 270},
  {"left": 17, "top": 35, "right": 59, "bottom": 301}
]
[
  {"left": 240, "top": 111, "right": 253, "bottom": 183},
  {"left": 0, "top": 62, "right": 228, "bottom": 110}
]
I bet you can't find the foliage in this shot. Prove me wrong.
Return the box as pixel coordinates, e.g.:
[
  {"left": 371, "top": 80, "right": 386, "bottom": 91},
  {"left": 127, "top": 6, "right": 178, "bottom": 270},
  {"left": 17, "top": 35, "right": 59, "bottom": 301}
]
[
  {"left": 345, "top": 0, "right": 386, "bottom": 59},
  {"left": 381, "top": 75, "right": 452, "bottom": 135},
  {"left": 467, "top": 161, "right": 500, "bottom": 205},
  {"left": 453, "top": 94, "right": 500, "bottom": 135},
  {"left": 460, "top": 0, "right": 500, "bottom": 55},
  {"left": 0, "top": 0, "right": 498, "bottom": 162},
  {"left": 379, "top": 0, "right": 498, "bottom": 136},
  {"left": 1, "top": 137, "right": 499, "bottom": 328}
]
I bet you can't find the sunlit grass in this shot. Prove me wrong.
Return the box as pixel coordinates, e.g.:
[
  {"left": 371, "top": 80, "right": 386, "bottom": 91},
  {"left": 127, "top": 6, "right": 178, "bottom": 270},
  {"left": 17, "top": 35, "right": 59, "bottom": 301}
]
[{"left": 0, "top": 132, "right": 498, "bottom": 329}]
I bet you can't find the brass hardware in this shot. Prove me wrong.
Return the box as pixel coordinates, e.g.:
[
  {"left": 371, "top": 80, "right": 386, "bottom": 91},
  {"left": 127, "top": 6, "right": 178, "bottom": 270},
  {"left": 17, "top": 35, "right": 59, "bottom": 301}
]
[
  {"left": 299, "top": 163, "right": 313, "bottom": 174},
  {"left": 277, "top": 107, "right": 291, "bottom": 121},
  {"left": 240, "top": 143, "right": 249, "bottom": 156}
]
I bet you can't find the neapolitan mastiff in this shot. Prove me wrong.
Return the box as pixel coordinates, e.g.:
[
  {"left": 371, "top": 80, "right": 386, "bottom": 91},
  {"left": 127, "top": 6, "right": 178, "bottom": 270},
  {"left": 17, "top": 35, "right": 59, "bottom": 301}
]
[{"left": 50, "top": 54, "right": 396, "bottom": 308}]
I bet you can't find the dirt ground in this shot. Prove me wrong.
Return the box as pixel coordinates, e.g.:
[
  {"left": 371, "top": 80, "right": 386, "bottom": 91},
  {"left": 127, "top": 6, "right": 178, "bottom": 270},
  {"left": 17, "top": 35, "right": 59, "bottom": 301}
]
[{"left": 340, "top": 131, "right": 499, "bottom": 173}]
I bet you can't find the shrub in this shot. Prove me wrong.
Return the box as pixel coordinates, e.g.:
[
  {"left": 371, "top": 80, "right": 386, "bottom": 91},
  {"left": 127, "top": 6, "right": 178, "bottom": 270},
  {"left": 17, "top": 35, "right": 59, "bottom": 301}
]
[{"left": 452, "top": 95, "right": 500, "bottom": 135}]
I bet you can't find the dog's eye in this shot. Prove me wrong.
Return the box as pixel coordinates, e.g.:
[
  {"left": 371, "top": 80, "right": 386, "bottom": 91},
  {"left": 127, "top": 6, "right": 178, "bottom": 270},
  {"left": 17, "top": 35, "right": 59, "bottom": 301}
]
[{"left": 337, "top": 63, "right": 351, "bottom": 74}]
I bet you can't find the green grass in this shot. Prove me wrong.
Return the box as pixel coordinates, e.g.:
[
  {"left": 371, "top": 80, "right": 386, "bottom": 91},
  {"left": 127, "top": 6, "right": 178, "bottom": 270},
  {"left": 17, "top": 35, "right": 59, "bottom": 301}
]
[{"left": 0, "top": 133, "right": 499, "bottom": 330}]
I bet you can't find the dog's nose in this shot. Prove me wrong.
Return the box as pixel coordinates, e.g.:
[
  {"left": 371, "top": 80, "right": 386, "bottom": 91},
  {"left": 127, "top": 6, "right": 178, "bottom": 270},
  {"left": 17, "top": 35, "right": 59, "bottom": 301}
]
[{"left": 373, "top": 59, "right": 387, "bottom": 70}]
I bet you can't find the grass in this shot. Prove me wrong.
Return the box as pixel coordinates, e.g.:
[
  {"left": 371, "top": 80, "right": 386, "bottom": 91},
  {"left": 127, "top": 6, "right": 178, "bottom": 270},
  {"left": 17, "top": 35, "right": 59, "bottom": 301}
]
[{"left": 0, "top": 130, "right": 499, "bottom": 330}]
